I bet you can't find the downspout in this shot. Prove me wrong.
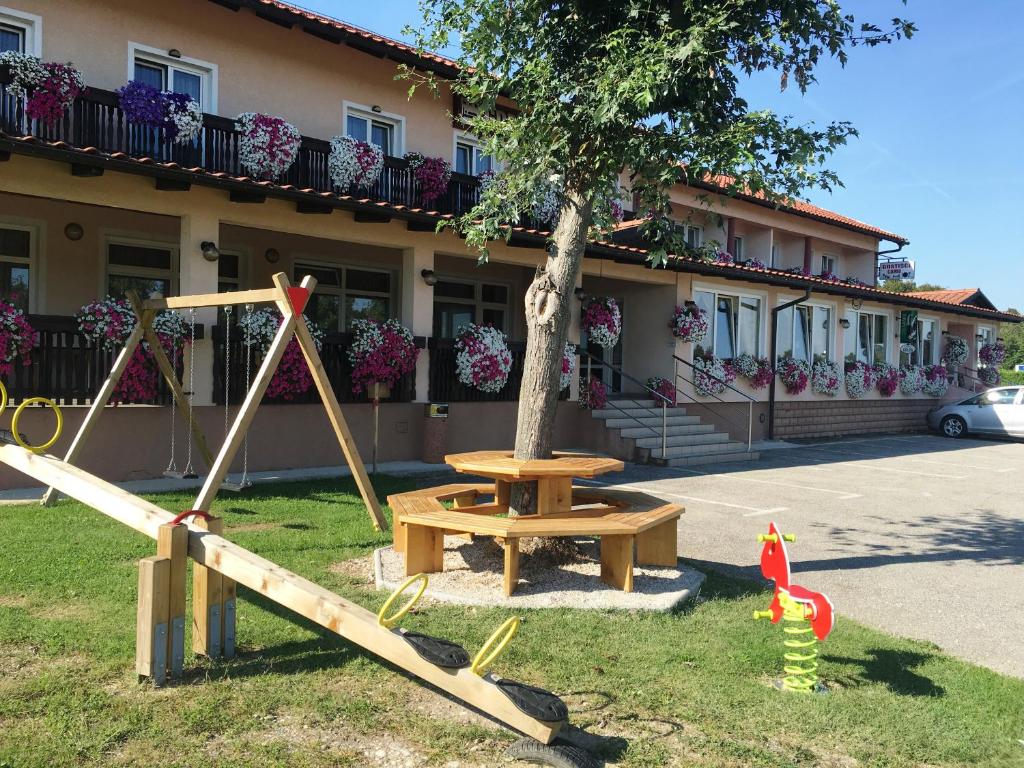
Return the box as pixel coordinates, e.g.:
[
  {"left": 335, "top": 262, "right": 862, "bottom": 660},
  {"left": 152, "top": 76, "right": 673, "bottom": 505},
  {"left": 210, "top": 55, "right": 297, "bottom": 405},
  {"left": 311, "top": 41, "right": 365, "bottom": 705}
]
[{"left": 769, "top": 289, "right": 812, "bottom": 440}]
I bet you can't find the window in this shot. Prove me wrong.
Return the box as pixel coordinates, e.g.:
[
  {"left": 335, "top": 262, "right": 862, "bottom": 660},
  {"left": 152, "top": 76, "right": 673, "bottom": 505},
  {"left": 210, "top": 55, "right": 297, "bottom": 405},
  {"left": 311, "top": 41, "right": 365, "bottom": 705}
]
[
  {"left": 732, "top": 236, "right": 744, "bottom": 261},
  {"left": 217, "top": 251, "right": 243, "bottom": 293},
  {"left": 293, "top": 262, "right": 392, "bottom": 332},
  {"left": 693, "top": 289, "right": 762, "bottom": 359},
  {"left": 900, "top": 317, "right": 937, "bottom": 367},
  {"left": 777, "top": 303, "right": 833, "bottom": 364},
  {"left": 683, "top": 224, "right": 703, "bottom": 249},
  {"left": 129, "top": 44, "right": 215, "bottom": 110},
  {"left": 821, "top": 253, "right": 836, "bottom": 275},
  {"left": 977, "top": 326, "right": 994, "bottom": 366},
  {"left": 0, "top": 225, "right": 31, "bottom": 311},
  {"left": 0, "top": 7, "right": 40, "bottom": 56},
  {"left": 433, "top": 279, "right": 510, "bottom": 338},
  {"left": 771, "top": 243, "right": 781, "bottom": 267},
  {"left": 345, "top": 103, "right": 403, "bottom": 156},
  {"left": 454, "top": 137, "right": 494, "bottom": 176},
  {"left": 844, "top": 310, "right": 889, "bottom": 365},
  {"left": 106, "top": 240, "right": 176, "bottom": 299},
  {"left": 965, "top": 388, "right": 1020, "bottom": 406}
]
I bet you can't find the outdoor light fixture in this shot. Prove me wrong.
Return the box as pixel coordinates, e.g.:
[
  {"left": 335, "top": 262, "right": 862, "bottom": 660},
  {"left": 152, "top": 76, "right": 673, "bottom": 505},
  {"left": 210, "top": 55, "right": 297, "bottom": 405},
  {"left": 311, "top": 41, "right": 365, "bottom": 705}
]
[
  {"left": 63, "top": 222, "right": 83, "bottom": 241},
  {"left": 264, "top": 247, "right": 280, "bottom": 264},
  {"left": 168, "top": 49, "right": 182, "bottom": 59},
  {"left": 421, "top": 268, "right": 438, "bottom": 286},
  {"left": 839, "top": 318, "right": 850, "bottom": 329},
  {"left": 200, "top": 241, "right": 220, "bottom": 262},
  {"left": 941, "top": 330, "right": 950, "bottom": 335},
  {"left": 371, "top": 104, "right": 383, "bottom": 113},
  {"left": 975, "top": 334, "right": 985, "bottom": 341},
  {"left": 574, "top": 287, "right": 588, "bottom": 301}
]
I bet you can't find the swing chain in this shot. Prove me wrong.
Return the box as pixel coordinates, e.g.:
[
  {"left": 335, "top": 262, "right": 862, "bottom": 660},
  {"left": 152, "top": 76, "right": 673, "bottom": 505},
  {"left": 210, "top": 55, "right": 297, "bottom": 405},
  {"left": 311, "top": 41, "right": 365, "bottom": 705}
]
[
  {"left": 240, "top": 303, "right": 254, "bottom": 486},
  {"left": 165, "top": 321, "right": 179, "bottom": 473},
  {"left": 223, "top": 305, "right": 232, "bottom": 439},
  {"left": 182, "top": 307, "right": 197, "bottom": 478}
]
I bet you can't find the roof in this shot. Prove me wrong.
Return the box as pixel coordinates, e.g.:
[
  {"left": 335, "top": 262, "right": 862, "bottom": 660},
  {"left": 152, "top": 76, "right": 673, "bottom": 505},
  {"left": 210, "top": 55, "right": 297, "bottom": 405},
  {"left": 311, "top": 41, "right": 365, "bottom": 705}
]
[
  {"left": 3, "top": 130, "right": 1017, "bottom": 325},
  {"left": 903, "top": 288, "right": 997, "bottom": 311}
]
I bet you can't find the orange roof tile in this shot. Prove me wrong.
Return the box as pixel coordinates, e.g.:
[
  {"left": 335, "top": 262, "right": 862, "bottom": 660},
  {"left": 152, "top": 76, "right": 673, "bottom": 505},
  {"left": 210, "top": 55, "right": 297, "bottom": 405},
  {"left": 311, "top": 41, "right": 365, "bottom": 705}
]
[{"left": 902, "top": 289, "right": 980, "bottom": 305}]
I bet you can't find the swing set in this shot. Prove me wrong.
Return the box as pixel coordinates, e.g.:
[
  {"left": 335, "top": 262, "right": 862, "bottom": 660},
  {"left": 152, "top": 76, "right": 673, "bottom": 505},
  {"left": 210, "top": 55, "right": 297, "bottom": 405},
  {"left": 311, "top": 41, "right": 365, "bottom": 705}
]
[{"left": 39, "top": 272, "right": 387, "bottom": 531}]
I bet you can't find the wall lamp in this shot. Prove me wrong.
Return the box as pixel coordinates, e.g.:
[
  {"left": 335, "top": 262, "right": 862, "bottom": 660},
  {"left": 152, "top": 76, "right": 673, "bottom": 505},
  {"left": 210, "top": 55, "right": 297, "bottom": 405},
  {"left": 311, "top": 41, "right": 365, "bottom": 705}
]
[
  {"left": 421, "top": 268, "right": 438, "bottom": 286},
  {"left": 200, "top": 241, "right": 220, "bottom": 262},
  {"left": 838, "top": 318, "right": 851, "bottom": 329},
  {"left": 371, "top": 104, "right": 383, "bottom": 114},
  {"left": 264, "top": 247, "right": 280, "bottom": 264},
  {"left": 574, "top": 287, "right": 588, "bottom": 301},
  {"left": 975, "top": 334, "right": 985, "bottom": 341}
]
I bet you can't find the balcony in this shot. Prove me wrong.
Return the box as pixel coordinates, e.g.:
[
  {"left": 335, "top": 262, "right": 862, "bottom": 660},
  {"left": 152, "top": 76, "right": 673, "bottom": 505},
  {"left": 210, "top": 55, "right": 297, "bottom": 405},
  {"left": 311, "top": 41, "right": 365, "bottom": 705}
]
[{"left": 0, "top": 70, "right": 485, "bottom": 218}]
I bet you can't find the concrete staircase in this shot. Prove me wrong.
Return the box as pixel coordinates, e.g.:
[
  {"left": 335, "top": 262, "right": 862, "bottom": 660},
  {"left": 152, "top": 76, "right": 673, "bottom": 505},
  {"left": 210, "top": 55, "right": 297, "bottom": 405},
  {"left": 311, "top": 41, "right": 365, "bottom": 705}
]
[{"left": 590, "top": 398, "right": 760, "bottom": 467}]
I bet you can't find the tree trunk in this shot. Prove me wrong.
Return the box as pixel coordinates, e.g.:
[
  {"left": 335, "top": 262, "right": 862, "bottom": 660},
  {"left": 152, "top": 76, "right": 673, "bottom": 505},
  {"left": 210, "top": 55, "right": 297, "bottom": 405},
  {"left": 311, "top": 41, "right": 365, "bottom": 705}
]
[{"left": 509, "top": 187, "right": 594, "bottom": 516}]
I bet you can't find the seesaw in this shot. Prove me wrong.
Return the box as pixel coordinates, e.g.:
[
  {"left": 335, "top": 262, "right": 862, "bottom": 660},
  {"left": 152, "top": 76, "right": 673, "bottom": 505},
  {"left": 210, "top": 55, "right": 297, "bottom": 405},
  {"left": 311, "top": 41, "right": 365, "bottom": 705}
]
[{"left": 0, "top": 405, "right": 598, "bottom": 766}]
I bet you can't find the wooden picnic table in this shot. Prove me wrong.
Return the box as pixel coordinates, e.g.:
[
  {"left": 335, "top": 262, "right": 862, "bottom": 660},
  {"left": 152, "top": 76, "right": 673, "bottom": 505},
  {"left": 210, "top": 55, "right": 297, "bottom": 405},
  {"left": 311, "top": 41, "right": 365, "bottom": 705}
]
[{"left": 444, "top": 450, "right": 624, "bottom": 516}]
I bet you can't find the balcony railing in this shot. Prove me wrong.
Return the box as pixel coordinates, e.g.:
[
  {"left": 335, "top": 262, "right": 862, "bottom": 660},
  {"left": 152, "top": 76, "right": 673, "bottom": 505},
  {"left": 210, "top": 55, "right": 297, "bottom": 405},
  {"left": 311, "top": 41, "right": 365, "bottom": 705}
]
[{"left": 0, "top": 70, "right": 485, "bottom": 218}]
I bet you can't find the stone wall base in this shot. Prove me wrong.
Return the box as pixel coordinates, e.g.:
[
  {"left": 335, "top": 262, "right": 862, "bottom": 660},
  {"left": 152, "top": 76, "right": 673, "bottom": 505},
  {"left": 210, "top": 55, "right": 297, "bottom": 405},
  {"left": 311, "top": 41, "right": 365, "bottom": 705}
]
[{"left": 774, "top": 399, "right": 935, "bottom": 439}]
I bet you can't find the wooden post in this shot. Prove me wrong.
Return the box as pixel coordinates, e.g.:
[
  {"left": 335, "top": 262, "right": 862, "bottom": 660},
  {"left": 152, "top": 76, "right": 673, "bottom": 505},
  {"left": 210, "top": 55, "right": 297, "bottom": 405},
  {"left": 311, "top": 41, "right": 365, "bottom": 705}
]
[
  {"left": 136, "top": 556, "right": 171, "bottom": 686},
  {"left": 636, "top": 518, "right": 679, "bottom": 567},
  {"left": 192, "top": 515, "right": 225, "bottom": 657},
  {"left": 156, "top": 523, "right": 188, "bottom": 677},
  {"left": 404, "top": 523, "right": 443, "bottom": 575},
  {"left": 536, "top": 476, "right": 572, "bottom": 515},
  {"left": 503, "top": 537, "right": 520, "bottom": 597},
  {"left": 599, "top": 534, "right": 635, "bottom": 592}
]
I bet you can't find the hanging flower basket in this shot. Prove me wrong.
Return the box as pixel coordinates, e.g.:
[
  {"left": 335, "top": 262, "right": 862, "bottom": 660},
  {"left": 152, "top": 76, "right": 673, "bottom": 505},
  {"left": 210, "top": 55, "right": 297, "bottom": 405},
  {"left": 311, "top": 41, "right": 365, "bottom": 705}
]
[
  {"left": 646, "top": 376, "right": 676, "bottom": 406},
  {"left": 671, "top": 303, "right": 709, "bottom": 343},
  {"left": 732, "top": 353, "right": 774, "bottom": 390},
  {"left": 899, "top": 365, "right": 925, "bottom": 395},
  {"left": 811, "top": 359, "right": 841, "bottom": 396},
  {"left": 236, "top": 112, "right": 301, "bottom": 180},
  {"left": 582, "top": 297, "right": 621, "bottom": 349},
  {"left": 978, "top": 366, "right": 1001, "bottom": 386},
  {"left": 578, "top": 376, "right": 607, "bottom": 410},
  {"left": 844, "top": 360, "right": 877, "bottom": 399},
  {"left": 531, "top": 176, "right": 562, "bottom": 226},
  {"left": 776, "top": 357, "right": 811, "bottom": 395},
  {"left": 239, "top": 308, "right": 325, "bottom": 400},
  {"left": 922, "top": 364, "right": 949, "bottom": 397},
  {"left": 979, "top": 341, "right": 1006, "bottom": 367},
  {"left": 347, "top": 318, "right": 419, "bottom": 396},
  {"left": 329, "top": 135, "right": 384, "bottom": 189},
  {"left": 747, "top": 258, "right": 767, "bottom": 270},
  {"left": 874, "top": 362, "right": 900, "bottom": 397},
  {"left": 943, "top": 335, "right": 968, "bottom": 369},
  {"left": 0, "top": 51, "right": 46, "bottom": 97},
  {"left": 405, "top": 152, "right": 451, "bottom": 206},
  {"left": 715, "top": 251, "right": 734, "bottom": 265},
  {"left": 163, "top": 92, "right": 203, "bottom": 144},
  {"left": 560, "top": 342, "right": 576, "bottom": 390},
  {"left": 25, "top": 62, "right": 85, "bottom": 125},
  {"left": 0, "top": 302, "right": 36, "bottom": 377},
  {"left": 693, "top": 354, "right": 736, "bottom": 397},
  {"left": 117, "top": 80, "right": 166, "bottom": 126},
  {"left": 454, "top": 323, "right": 512, "bottom": 393}
]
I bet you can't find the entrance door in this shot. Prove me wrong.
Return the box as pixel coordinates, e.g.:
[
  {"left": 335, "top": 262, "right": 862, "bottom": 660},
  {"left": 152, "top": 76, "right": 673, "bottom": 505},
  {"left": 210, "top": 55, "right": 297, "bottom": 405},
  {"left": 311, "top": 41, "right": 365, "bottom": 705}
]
[{"left": 581, "top": 298, "right": 623, "bottom": 393}]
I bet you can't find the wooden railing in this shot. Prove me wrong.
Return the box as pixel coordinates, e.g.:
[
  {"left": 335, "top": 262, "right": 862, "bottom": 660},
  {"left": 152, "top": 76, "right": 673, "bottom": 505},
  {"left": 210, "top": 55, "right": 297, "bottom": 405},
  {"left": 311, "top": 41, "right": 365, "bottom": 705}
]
[
  {"left": 0, "top": 70, "right": 486, "bottom": 218},
  {"left": 211, "top": 324, "right": 418, "bottom": 405}
]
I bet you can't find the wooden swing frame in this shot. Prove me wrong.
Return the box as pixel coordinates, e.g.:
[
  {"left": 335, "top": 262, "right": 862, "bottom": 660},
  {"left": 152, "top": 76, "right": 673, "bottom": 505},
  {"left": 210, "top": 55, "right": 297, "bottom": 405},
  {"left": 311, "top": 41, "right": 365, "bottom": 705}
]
[{"left": 40, "top": 272, "right": 387, "bottom": 531}]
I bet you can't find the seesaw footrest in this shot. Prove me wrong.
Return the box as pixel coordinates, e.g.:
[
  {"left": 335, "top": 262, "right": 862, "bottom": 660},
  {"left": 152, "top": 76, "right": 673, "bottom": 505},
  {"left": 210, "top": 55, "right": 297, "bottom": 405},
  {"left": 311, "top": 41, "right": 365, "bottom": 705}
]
[
  {"left": 397, "top": 629, "right": 471, "bottom": 669},
  {"left": 487, "top": 674, "right": 569, "bottom": 722}
]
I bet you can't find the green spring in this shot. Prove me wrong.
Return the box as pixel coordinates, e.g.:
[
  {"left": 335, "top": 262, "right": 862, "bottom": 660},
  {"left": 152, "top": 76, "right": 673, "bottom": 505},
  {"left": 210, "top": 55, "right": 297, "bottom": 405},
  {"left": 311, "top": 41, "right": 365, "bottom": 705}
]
[{"left": 780, "top": 594, "right": 818, "bottom": 692}]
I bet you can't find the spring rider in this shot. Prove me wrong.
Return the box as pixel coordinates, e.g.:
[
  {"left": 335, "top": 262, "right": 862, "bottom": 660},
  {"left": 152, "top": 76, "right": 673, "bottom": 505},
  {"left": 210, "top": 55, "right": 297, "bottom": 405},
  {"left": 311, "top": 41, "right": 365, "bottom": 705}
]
[{"left": 753, "top": 521, "right": 834, "bottom": 692}]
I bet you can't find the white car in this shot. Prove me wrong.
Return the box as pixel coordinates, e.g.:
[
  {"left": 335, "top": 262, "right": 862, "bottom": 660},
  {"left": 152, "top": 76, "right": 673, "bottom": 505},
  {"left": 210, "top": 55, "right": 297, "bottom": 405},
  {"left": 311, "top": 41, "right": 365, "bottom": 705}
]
[{"left": 927, "top": 387, "right": 1024, "bottom": 438}]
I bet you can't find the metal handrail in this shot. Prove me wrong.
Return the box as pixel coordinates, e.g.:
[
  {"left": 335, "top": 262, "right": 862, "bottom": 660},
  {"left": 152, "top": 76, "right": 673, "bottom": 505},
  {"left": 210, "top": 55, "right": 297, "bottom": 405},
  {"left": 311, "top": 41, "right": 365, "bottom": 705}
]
[
  {"left": 578, "top": 349, "right": 670, "bottom": 461},
  {"left": 959, "top": 367, "right": 997, "bottom": 393},
  {"left": 671, "top": 355, "right": 755, "bottom": 452}
]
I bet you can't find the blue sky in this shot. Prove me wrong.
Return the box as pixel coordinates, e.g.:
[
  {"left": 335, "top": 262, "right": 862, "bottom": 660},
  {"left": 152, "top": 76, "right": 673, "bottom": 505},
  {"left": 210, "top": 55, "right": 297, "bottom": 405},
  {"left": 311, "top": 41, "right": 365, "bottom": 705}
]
[{"left": 302, "top": 1, "right": 1023, "bottom": 311}]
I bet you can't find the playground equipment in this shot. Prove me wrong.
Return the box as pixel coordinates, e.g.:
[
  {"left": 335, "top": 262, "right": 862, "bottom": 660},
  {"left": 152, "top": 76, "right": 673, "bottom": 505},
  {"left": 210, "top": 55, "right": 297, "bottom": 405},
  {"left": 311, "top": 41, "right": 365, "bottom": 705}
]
[
  {"left": 753, "top": 522, "right": 835, "bottom": 692},
  {"left": 35, "top": 273, "right": 387, "bottom": 531},
  {"left": 0, "top": 380, "right": 64, "bottom": 454}
]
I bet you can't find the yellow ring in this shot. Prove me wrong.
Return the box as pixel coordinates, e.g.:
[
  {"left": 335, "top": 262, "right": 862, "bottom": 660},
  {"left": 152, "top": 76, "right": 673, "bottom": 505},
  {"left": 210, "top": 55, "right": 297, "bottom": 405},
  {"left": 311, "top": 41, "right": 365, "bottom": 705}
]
[
  {"left": 0, "top": 380, "right": 7, "bottom": 418},
  {"left": 471, "top": 616, "right": 520, "bottom": 676},
  {"left": 11, "top": 396, "right": 63, "bottom": 454},
  {"left": 377, "top": 573, "right": 428, "bottom": 628}
]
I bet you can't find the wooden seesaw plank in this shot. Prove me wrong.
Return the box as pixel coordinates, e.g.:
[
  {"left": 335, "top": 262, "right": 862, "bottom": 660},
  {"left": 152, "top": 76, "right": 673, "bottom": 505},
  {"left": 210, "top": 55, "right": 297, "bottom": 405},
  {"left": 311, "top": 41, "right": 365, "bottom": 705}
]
[{"left": 0, "top": 444, "right": 563, "bottom": 744}]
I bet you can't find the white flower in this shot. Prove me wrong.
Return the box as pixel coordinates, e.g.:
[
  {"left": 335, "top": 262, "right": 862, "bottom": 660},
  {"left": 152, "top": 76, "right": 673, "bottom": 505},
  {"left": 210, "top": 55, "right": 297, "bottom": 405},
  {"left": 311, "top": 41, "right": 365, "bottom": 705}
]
[
  {"left": 560, "top": 342, "right": 576, "bottom": 390},
  {"left": 454, "top": 324, "right": 512, "bottom": 393},
  {"left": 166, "top": 96, "right": 202, "bottom": 145},
  {"left": 811, "top": 359, "right": 841, "bottom": 396},
  {"left": 328, "top": 135, "right": 384, "bottom": 189},
  {"left": 0, "top": 51, "right": 45, "bottom": 96},
  {"left": 235, "top": 112, "right": 301, "bottom": 180},
  {"left": 943, "top": 335, "right": 969, "bottom": 368},
  {"left": 899, "top": 365, "right": 925, "bottom": 395}
]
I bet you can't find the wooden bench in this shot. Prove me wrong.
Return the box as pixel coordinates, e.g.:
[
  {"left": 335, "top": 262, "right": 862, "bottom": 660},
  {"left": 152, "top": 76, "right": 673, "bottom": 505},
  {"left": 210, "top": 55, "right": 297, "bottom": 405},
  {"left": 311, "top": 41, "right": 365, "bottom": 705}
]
[{"left": 387, "top": 484, "right": 684, "bottom": 596}]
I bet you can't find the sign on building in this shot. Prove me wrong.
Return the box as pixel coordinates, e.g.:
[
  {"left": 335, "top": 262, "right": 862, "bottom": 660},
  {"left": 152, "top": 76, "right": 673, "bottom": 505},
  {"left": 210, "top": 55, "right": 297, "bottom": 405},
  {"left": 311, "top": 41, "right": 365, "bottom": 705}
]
[
  {"left": 899, "top": 310, "right": 919, "bottom": 344},
  {"left": 877, "top": 259, "right": 916, "bottom": 281}
]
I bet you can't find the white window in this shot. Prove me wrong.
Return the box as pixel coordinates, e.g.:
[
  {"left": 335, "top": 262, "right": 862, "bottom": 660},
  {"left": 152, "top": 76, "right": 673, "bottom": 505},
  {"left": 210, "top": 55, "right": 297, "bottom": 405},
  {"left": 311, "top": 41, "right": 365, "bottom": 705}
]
[
  {"left": 294, "top": 262, "right": 392, "bottom": 332},
  {"left": 821, "top": 253, "right": 837, "bottom": 275},
  {"left": 771, "top": 243, "right": 781, "bottom": 268},
  {"left": 453, "top": 133, "right": 494, "bottom": 176},
  {"left": 977, "top": 325, "right": 994, "bottom": 366},
  {"left": 778, "top": 303, "right": 833, "bottom": 364},
  {"left": 344, "top": 102, "right": 403, "bottom": 156},
  {"left": 433, "top": 279, "right": 510, "bottom": 338},
  {"left": 129, "top": 43, "right": 217, "bottom": 111},
  {"left": 0, "top": 6, "right": 41, "bottom": 55},
  {"left": 0, "top": 224, "right": 32, "bottom": 312},
  {"left": 693, "top": 289, "right": 763, "bottom": 359},
  {"left": 844, "top": 310, "right": 889, "bottom": 365},
  {"left": 683, "top": 224, "right": 703, "bottom": 249},
  {"left": 900, "top": 316, "right": 938, "bottom": 367},
  {"left": 732, "top": 236, "right": 744, "bottom": 261},
  {"left": 106, "top": 238, "right": 177, "bottom": 299}
]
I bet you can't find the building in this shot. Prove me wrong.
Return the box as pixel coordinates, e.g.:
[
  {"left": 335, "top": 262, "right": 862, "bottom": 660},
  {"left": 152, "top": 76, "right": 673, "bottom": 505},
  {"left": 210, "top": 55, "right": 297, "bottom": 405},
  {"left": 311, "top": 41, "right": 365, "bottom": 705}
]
[{"left": 0, "top": 0, "right": 1018, "bottom": 486}]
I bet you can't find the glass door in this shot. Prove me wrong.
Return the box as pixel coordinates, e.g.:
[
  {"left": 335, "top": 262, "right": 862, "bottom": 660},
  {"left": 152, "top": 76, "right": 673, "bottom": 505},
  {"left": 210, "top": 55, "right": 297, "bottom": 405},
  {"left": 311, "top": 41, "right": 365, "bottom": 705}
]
[{"left": 582, "top": 299, "right": 623, "bottom": 393}]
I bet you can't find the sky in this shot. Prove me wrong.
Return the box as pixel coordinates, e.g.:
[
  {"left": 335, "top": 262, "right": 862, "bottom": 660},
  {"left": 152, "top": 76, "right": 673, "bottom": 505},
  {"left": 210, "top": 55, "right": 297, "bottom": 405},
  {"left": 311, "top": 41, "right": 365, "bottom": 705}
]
[{"left": 300, "top": 1, "right": 1023, "bottom": 311}]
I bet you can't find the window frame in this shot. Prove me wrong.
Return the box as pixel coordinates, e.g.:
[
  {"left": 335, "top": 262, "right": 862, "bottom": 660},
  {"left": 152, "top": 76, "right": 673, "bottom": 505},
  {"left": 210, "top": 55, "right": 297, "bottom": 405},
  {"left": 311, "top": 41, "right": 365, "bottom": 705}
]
[
  {"left": 343, "top": 101, "right": 404, "bottom": 157},
  {"left": 732, "top": 235, "right": 744, "bottom": 261},
  {"left": 844, "top": 308, "right": 891, "bottom": 365},
  {"left": 0, "top": 218, "right": 38, "bottom": 313},
  {"left": 216, "top": 248, "right": 247, "bottom": 294},
  {"left": 452, "top": 131, "right": 498, "bottom": 176},
  {"left": 103, "top": 234, "right": 179, "bottom": 299},
  {"left": 127, "top": 42, "right": 218, "bottom": 112},
  {"left": 0, "top": 6, "right": 41, "bottom": 55},
  {"left": 900, "top": 314, "right": 939, "bottom": 368},
  {"left": 820, "top": 253, "right": 837, "bottom": 275},
  {"left": 776, "top": 297, "right": 836, "bottom": 365},
  {"left": 976, "top": 325, "right": 994, "bottom": 367},
  {"left": 683, "top": 223, "right": 703, "bottom": 249},
  {"left": 692, "top": 283, "right": 767, "bottom": 360},
  {"left": 771, "top": 242, "right": 781, "bottom": 268},
  {"left": 292, "top": 258, "right": 396, "bottom": 332},
  {"left": 432, "top": 275, "right": 513, "bottom": 338}
]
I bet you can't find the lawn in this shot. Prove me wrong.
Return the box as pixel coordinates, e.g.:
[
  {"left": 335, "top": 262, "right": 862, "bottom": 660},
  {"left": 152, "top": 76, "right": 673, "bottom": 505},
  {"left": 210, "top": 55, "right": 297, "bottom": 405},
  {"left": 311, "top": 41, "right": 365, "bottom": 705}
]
[{"left": 0, "top": 476, "right": 1021, "bottom": 767}]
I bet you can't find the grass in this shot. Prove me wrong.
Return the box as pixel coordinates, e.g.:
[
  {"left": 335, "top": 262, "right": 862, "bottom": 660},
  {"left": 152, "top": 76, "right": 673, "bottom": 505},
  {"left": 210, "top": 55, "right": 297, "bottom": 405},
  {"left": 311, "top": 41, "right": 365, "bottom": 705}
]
[{"left": 0, "top": 476, "right": 1022, "bottom": 767}]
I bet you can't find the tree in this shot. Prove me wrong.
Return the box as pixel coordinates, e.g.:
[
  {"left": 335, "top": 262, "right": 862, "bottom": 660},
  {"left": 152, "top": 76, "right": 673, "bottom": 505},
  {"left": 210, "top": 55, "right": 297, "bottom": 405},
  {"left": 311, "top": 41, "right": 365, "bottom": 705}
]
[
  {"left": 1001, "top": 310, "right": 1024, "bottom": 368},
  {"left": 406, "top": 1, "right": 913, "bottom": 514},
  {"left": 880, "top": 280, "right": 947, "bottom": 293}
]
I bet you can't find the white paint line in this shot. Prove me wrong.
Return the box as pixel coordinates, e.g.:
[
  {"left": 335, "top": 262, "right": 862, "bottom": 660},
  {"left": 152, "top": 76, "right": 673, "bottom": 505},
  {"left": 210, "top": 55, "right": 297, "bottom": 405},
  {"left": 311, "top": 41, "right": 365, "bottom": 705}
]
[
  {"left": 807, "top": 446, "right": 969, "bottom": 477},
  {"left": 742, "top": 508, "right": 790, "bottom": 518},
  {"left": 609, "top": 483, "right": 789, "bottom": 515},
  {"left": 811, "top": 445, "right": 1008, "bottom": 472},
  {"left": 706, "top": 472, "right": 862, "bottom": 499}
]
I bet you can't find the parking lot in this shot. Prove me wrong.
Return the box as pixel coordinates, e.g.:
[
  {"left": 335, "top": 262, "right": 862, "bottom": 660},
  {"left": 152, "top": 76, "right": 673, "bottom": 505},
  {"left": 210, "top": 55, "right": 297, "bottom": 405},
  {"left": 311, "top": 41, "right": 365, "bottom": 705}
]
[{"left": 601, "top": 433, "right": 1024, "bottom": 678}]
